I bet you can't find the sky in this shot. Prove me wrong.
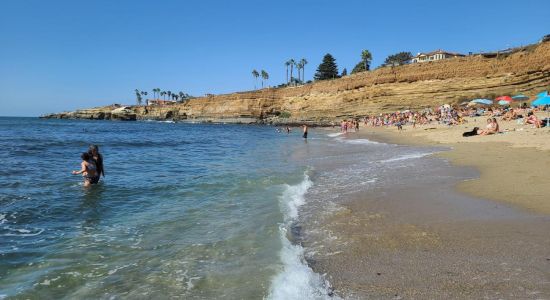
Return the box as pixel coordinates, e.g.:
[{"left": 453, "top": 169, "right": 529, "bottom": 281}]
[{"left": 1, "top": 0, "right": 549, "bottom": 116}]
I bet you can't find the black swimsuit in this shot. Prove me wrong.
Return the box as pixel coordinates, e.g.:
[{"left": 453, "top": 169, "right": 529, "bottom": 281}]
[{"left": 84, "top": 160, "right": 99, "bottom": 184}]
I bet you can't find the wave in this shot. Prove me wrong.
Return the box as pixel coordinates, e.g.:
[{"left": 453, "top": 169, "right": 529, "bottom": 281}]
[
  {"left": 337, "top": 138, "right": 380, "bottom": 145},
  {"left": 326, "top": 132, "right": 344, "bottom": 137},
  {"left": 379, "top": 152, "right": 433, "bottom": 163},
  {"left": 1, "top": 226, "right": 44, "bottom": 237},
  {"left": 268, "top": 173, "right": 337, "bottom": 300}
]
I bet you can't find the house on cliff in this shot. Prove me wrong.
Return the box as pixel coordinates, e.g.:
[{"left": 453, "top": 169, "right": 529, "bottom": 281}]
[{"left": 411, "top": 50, "right": 465, "bottom": 63}]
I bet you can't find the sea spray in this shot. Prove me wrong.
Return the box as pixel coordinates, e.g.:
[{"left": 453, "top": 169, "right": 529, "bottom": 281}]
[{"left": 268, "top": 172, "right": 337, "bottom": 300}]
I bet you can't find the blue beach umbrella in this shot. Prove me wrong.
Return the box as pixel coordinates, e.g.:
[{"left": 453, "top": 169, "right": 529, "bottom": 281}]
[
  {"left": 512, "top": 94, "right": 529, "bottom": 101},
  {"left": 498, "top": 100, "right": 511, "bottom": 106},
  {"left": 532, "top": 96, "right": 550, "bottom": 129},
  {"left": 470, "top": 99, "right": 493, "bottom": 105},
  {"left": 537, "top": 91, "right": 548, "bottom": 98},
  {"left": 532, "top": 96, "right": 550, "bottom": 107}
]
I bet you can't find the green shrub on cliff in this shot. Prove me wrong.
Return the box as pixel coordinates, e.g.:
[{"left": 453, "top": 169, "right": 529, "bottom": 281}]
[{"left": 279, "top": 111, "right": 291, "bottom": 118}]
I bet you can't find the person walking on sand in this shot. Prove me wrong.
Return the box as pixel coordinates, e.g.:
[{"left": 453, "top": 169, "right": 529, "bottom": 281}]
[
  {"left": 88, "top": 145, "right": 105, "bottom": 182},
  {"left": 72, "top": 152, "right": 98, "bottom": 187},
  {"left": 302, "top": 124, "right": 308, "bottom": 139}
]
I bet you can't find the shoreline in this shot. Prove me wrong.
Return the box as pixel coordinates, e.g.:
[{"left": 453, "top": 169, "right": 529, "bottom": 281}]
[
  {"left": 356, "top": 116, "right": 550, "bottom": 214},
  {"left": 305, "top": 122, "right": 550, "bottom": 298}
]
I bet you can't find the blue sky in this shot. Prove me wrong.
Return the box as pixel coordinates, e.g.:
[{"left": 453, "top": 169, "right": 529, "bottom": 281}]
[{"left": 1, "top": 0, "right": 549, "bottom": 116}]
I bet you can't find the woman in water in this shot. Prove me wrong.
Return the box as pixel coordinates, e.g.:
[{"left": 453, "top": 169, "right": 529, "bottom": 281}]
[
  {"left": 88, "top": 145, "right": 105, "bottom": 182},
  {"left": 72, "top": 152, "right": 98, "bottom": 187}
]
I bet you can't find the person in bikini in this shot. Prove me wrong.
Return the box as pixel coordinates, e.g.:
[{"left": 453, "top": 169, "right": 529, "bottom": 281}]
[
  {"left": 88, "top": 145, "right": 105, "bottom": 182},
  {"left": 478, "top": 118, "right": 499, "bottom": 135},
  {"left": 525, "top": 112, "right": 543, "bottom": 128},
  {"left": 72, "top": 152, "right": 98, "bottom": 187}
]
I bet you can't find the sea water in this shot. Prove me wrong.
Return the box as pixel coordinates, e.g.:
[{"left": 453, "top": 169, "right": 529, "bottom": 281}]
[{"left": 0, "top": 118, "right": 444, "bottom": 299}]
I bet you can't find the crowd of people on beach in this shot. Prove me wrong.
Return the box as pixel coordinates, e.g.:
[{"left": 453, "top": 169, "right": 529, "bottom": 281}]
[{"left": 337, "top": 102, "right": 549, "bottom": 136}]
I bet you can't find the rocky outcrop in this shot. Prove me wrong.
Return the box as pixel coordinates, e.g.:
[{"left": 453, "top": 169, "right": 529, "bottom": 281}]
[{"left": 42, "top": 41, "right": 550, "bottom": 124}]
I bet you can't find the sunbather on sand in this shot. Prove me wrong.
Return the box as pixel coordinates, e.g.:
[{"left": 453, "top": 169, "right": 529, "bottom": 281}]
[
  {"left": 502, "top": 109, "right": 517, "bottom": 121},
  {"left": 525, "top": 112, "right": 543, "bottom": 128},
  {"left": 478, "top": 118, "right": 499, "bottom": 135}
]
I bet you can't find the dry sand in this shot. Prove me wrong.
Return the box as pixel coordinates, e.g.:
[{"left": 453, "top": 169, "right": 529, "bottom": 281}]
[{"left": 308, "top": 115, "right": 550, "bottom": 299}]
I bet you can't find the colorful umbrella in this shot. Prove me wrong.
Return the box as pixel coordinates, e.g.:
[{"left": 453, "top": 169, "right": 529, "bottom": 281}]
[
  {"left": 512, "top": 94, "right": 529, "bottom": 101},
  {"left": 532, "top": 96, "right": 550, "bottom": 107},
  {"left": 495, "top": 96, "right": 512, "bottom": 102},
  {"left": 498, "top": 100, "right": 511, "bottom": 106},
  {"left": 537, "top": 91, "right": 548, "bottom": 98},
  {"left": 470, "top": 99, "right": 493, "bottom": 105}
]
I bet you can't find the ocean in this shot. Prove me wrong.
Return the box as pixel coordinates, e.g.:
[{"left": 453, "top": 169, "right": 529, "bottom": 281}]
[{"left": 0, "top": 117, "right": 447, "bottom": 299}]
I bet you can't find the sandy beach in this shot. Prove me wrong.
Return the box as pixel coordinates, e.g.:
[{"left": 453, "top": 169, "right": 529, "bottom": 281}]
[{"left": 306, "top": 115, "right": 550, "bottom": 299}]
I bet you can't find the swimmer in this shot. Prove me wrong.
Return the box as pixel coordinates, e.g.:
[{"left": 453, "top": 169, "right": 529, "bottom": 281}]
[
  {"left": 72, "top": 152, "right": 98, "bottom": 187},
  {"left": 88, "top": 144, "right": 104, "bottom": 182}
]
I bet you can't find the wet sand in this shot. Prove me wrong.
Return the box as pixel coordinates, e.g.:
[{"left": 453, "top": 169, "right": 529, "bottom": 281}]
[{"left": 305, "top": 124, "right": 550, "bottom": 299}]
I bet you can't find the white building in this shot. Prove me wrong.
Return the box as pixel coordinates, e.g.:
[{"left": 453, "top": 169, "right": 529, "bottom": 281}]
[{"left": 411, "top": 49, "right": 465, "bottom": 63}]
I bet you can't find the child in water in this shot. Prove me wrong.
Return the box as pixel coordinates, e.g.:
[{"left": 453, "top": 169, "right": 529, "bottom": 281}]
[{"left": 72, "top": 152, "right": 98, "bottom": 187}]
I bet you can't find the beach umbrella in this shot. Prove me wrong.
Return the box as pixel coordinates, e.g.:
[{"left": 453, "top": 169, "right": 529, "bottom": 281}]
[
  {"left": 532, "top": 96, "right": 550, "bottom": 107},
  {"left": 512, "top": 94, "right": 529, "bottom": 101},
  {"left": 495, "top": 96, "right": 512, "bottom": 102},
  {"left": 498, "top": 100, "right": 511, "bottom": 106},
  {"left": 537, "top": 91, "right": 548, "bottom": 98},
  {"left": 470, "top": 99, "right": 493, "bottom": 105},
  {"left": 531, "top": 96, "right": 550, "bottom": 129}
]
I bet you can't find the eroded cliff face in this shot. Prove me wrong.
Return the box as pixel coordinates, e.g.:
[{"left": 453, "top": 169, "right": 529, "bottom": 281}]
[{"left": 43, "top": 42, "right": 550, "bottom": 124}]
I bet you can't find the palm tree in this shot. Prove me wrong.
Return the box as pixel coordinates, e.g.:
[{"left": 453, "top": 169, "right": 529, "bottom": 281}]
[
  {"left": 261, "top": 70, "right": 269, "bottom": 88},
  {"left": 160, "top": 91, "right": 166, "bottom": 100},
  {"left": 167, "top": 91, "right": 172, "bottom": 100},
  {"left": 173, "top": 94, "right": 179, "bottom": 102},
  {"left": 140, "top": 91, "right": 148, "bottom": 105},
  {"left": 285, "top": 61, "right": 291, "bottom": 83},
  {"left": 153, "top": 88, "right": 161, "bottom": 100},
  {"left": 300, "top": 58, "right": 308, "bottom": 83},
  {"left": 179, "top": 91, "right": 185, "bottom": 100},
  {"left": 289, "top": 59, "right": 296, "bottom": 84},
  {"left": 361, "top": 50, "right": 372, "bottom": 71},
  {"left": 252, "top": 69, "right": 260, "bottom": 90},
  {"left": 134, "top": 89, "right": 142, "bottom": 105}
]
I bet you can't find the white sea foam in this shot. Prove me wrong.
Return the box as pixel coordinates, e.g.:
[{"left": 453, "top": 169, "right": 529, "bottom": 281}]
[
  {"left": 0, "top": 214, "right": 6, "bottom": 225},
  {"left": 280, "top": 175, "right": 313, "bottom": 221},
  {"left": 1, "top": 227, "right": 44, "bottom": 237},
  {"left": 268, "top": 173, "right": 337, "bottom": 300},
  {"left": 326, "top": 132, "right": 344, "bottom": 137},
  {"left": 337, "top": 138, "right": 380, "bottom": 145},
  {"left": 379, "top": 152, "right": 432, "bottom": 163}
]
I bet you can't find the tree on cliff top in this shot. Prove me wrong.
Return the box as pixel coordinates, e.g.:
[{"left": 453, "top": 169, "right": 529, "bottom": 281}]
[
  {"left": 314, "top": 54, "right": 339, "bottom": 81},
  {"left": 383, "top": 51, "right": 413, "bottom": 66},
  {"left": 252, "top": 69, "right": 260, "bottom": 90},
  {"left": 261, "top": 70, "right": 269, "bottom": 88},
  {"left": 351, "top": 49, "right": 372, "bottom": 74},
  {"left": 134, "top": 89, "right": 142, "bottom": 105}
]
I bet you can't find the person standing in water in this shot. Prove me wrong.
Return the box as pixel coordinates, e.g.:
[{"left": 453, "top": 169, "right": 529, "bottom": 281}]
[
  {"left": 72, "top": 152, "right": 98, "bottom": 187},
  {"left": 302, "top": 124, "right": 308, "bottom": 139},
  {"left": 88, "top": 145, "right": 105, "bottom": 182}
]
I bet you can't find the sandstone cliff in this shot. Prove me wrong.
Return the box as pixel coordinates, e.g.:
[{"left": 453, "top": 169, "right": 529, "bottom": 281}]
[{"left": 42, "top": 41, "right": 550, "bottom": 124}]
